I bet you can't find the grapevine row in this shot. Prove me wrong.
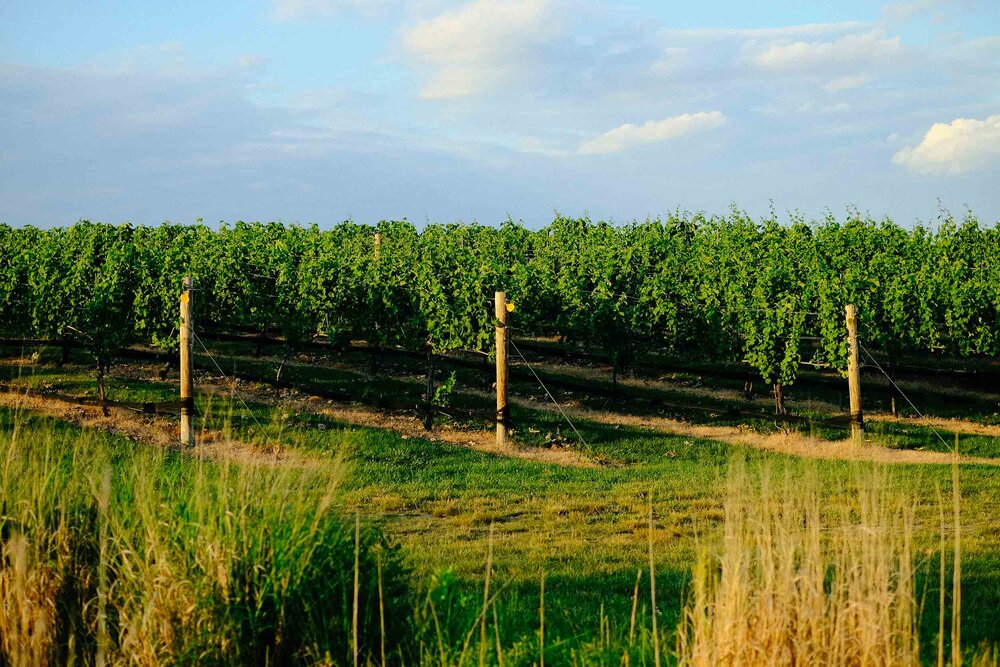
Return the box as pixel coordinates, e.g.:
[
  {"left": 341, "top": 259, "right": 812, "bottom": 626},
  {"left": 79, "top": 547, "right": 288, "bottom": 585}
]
[{"left": 1, "top": 210, "right": 997, "bottom": 413}]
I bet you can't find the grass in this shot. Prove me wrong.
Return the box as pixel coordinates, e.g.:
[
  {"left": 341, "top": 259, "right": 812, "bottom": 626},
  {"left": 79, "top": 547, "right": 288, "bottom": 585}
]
[
  {"left": 254, "top": 400, "right": 1000, "bottom": 658},
  {"left": 678, "top": 459, "right": 924, "bottom": 665},
  {"left": 2, "top": 398, "right": 1000, "bottom": 663},
  {"left": 3, "top": 343, "right": 1000, "bottom": 663},
  {"left": 0, "top": 406, "right": 409, "bottom": 665}
]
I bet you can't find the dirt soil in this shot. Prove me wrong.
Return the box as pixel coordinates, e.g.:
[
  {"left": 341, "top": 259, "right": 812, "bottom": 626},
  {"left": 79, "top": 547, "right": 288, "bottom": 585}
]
[
  {"left": 498, "top": 392, "right": 1000, "bottom": 467},
  {"left": 3, "top": 355, "right": 998, "bottom": 470},
  {"left": 0, "top": 390, "right": 326, "bottom": 469}
]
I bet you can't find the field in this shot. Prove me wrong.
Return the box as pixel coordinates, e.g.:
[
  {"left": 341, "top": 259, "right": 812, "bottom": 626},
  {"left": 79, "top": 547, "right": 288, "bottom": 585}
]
[
  {"left": 1, "top": 217, "right": 1000, "bottom": 664},
  {"left": 2, "top": 330, "right": 1000, "bottom": 665}
]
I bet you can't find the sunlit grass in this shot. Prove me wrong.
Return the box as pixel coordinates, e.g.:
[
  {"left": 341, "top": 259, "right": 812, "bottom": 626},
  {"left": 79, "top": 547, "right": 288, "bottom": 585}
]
[
  {"left": 0, "top": 407, "right": 408, "bottom": 665},
  {"left": 3, "top": 346, "right": 1000, "bottom": 663}
]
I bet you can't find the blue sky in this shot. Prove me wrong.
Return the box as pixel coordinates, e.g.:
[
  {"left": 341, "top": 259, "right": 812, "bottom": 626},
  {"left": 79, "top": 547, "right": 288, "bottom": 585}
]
[{"left": 1, "top": 0, "right": 998, "bottom": 227}]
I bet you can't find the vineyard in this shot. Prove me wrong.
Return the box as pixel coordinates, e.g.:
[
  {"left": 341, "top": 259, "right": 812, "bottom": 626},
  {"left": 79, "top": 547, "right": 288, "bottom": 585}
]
[
  {"left": 2, "top": 213, "right": 1000, "bottom": 664},
  {"left": 2, "top": 211, "right": 999, "bottom": 415}
]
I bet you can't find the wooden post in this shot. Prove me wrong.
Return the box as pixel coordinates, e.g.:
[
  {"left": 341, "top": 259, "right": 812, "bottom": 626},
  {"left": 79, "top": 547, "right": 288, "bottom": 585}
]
[
  {"left": 180, "top": 276, "right": 195, "bottom": 447},
  {"left": 60, "top": 332, "right": 71, "bottom": 367},
  {"left": 423, "top": 350, "right": 434, "bottom": 432},
  {"left": 495, "top": 291, "right": 509, "bottom": 447},
  {"left": 846, "top": 304, "right": 863, "bottom": 443},
  {"left": 374, "top": 232, "right": 381, "bottom": 262}
]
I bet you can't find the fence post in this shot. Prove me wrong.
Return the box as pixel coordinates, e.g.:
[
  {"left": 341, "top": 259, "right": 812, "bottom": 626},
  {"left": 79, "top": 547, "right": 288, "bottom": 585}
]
[
  {"left": 374, "top": 232, "right": 381, "bottom": 262},
  {"left": 846, "top": 304, "right": 863, "bottom": 443},
  {"left": 423, "top": 349, "right": 435, "bottom": 431},
  {"left": 180, "top": 276, "right": 195, "bottom": 447},
  {"left": 495, "top": 291, "right": 509, "bottom": 447}
]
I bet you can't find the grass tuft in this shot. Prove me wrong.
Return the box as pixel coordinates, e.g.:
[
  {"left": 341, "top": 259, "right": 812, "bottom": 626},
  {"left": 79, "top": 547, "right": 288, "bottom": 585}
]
[{"left": 0, "top": 407, "right": 409, "bottom": 665}]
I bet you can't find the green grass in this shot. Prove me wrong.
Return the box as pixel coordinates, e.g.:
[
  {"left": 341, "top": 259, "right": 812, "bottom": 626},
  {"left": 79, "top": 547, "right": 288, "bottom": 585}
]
[
  {"left": 197, "top": 386, "right": 1000, "bottom": 655},
  {"left": 3, "top": 344, "right": 1000, "bottom": 663},
  {"left": 335, "top": 424, "right": 1000, "bottom": 653}
]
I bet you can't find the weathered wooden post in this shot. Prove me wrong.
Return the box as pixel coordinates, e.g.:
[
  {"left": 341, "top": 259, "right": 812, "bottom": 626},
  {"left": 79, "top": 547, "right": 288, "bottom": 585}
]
[
  {"left": 846, "top": 304, "right": 863, "bottom": 443},
  {"left": 374, "top": 232, "right": 381, "bottom": 262},
  {"left": 495, "top": 291, "right": 509, "bottom": 447},
  {"left": 423, "top": 350, "right": 435, "bottom": 431},
  {"left": 180, "top": 276, "right": 195, "bottom": 447}
]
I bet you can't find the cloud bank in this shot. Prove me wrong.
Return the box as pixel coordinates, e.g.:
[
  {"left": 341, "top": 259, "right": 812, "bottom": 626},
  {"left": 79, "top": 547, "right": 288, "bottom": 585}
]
[
  {"left": 751, "top": 30, "right": 903, "bottom": 74},
  {"left": 400, "top": 0, "right": 557, "bottom": 99},
  {"left": 893, "top": 114, "right": 1000, "bottom": 174},
  {"left": 578, "top": 111, "right": 727, "bottom": 155}
]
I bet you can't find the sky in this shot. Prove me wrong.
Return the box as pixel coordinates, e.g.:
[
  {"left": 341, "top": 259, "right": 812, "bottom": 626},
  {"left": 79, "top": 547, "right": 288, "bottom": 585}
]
[{"left": 0, "top": 0, "right": 998, "bottom": 228}]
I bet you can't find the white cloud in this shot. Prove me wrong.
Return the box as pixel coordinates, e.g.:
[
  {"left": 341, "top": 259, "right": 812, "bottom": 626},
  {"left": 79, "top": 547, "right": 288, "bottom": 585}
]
[
  {"left": 650, "top": 47, "right": 687, "bottom": 76},
  {"left": 516, "top": 137, "right": 571, "bottom": 158},
  {"left": 824, "top": 74, "right": 873, "bottom": 92},
  {"left": 882, "top": 0, "right": 951, "bottom": 23},
  {"left": 892, "top": 114, "right": 1000, "bottom": 174},
  {"left": 400, "top": 0, "right": 557, "bottom": 99},
  {"left": 578, "top": 111, "right": 727, "bottom": 155},
  {"left": 1, "top": 61, "right": 578, "bottom": 226},
  {"left": 752, "top": 30, "right": 903, "bottom": 74},
  {"left": 658, "top": 21, "right": 867, "bottom": 41},
  {"left": 269, "top": 0, "right": 393, "bottom": 21}
]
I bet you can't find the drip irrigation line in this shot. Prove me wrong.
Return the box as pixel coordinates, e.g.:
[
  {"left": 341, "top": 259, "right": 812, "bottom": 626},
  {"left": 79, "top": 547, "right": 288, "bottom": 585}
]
[
  {"left": 63, "top": 325, "right": 93, "bottom": 342},
  {"left": 201, "top": 285, "right": 283, "bottom": 300},
  {"left": 858, "top": 340, "right": 951, "bottom": 450},
  {"left": 508, "top": 338, "right": 590, "bottom": 450},
  {"left": 505, "top": 326, "right": 547, "bottom": 337},
  {"left": 191, "top": 330, "right": 273, "bottom": 446},
  {"left": 231, "top": 285, "right": 285, "bottom": 299}
]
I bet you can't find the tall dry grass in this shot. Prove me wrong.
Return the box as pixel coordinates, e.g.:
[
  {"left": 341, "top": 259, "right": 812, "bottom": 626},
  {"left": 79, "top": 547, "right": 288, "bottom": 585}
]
[
  {"left": 0, "top": 406, "right": 409, "bottom": 665},
  {"left": 675, "top": 457, "right": 976, "bottom": 666}
]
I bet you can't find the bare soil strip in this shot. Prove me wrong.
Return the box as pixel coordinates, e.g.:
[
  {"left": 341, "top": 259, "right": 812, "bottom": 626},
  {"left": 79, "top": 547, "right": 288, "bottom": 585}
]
[
  {"left": 0, "top": 362, "right": 597, "bottom": 469},
  {"left": 0, "top": 391, "right": 325, "bottom": 469},
  {"left": 496, "top": 393, "right": 1000, "bottom": 467},
  {"left": 3, "top": 358, "right": 997, "bottom": 469},
  {"left": 307, "top": 401, "right": 598, "bottom": 468},
  {"left": 202, "top": 376, "right": 598, "bottom": 468},
  {"left": 514, "top": 360, "right": 758, "bottom": 405},
  {"left": 517, "top": 359, "right": 1000, "bottom": 415},
  {"left": 869, "top": 415, "right": 1000, "bottom": 439}
]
